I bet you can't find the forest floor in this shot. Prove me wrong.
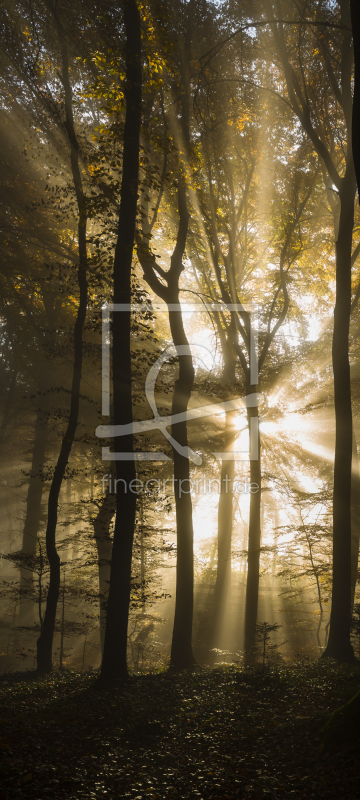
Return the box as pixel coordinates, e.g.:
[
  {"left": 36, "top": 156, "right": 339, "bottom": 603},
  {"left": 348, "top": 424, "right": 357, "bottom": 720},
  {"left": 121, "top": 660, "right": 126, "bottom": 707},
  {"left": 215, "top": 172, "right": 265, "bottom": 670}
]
[{"left": 1, "top": 661, "right": 360, "bottom": 799}]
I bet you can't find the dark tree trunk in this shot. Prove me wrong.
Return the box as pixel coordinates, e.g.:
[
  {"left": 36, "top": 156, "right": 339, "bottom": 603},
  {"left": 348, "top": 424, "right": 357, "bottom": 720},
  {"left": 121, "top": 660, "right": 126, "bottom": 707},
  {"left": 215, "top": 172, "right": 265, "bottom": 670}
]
[
  {"left": 212, "top": 407, "right": 236, "bottom": 647},
  {"left": 36, "top": 5, "right": 88, "bottom": 673},
  {"left": 350, "top": 3, "right": 360, "bottom": 606},
  {"left": 138, "top": 189, "right": 196, "bottom": 669},
  {"left": 169, "top": 300, "right": 196, "bottom": 669},
  {"left": 323, "top": 167, "right": 356, "bottom": 662},
  {"left": 19, "top": 391, "right": 49, "bottom": 626},
  {"left": 93, "top": 492, "right": 116, "bottom": 656},
  {"left": 244, "top": 400, "right": 261, "bottom": 662},
  {"left": 136, "top": 4, "right": 196, "bottom": 671},
  {"left": 139, "top": 189, "right": 196, "bottom": 670},
  {"left": 351, "top": 434, "right": 360, "bottom": 608},
  {"left": 215, "top": 412, "right": 236, "bottom": 595},
  {"left": 266, "top": 0, "right": 356, "bottom": 664},
  {"left": 350, "top": 0, "right": 360, "bottom": 203},
  {"left": 100, "top": 0, "right": 141, "bottom": 684}
]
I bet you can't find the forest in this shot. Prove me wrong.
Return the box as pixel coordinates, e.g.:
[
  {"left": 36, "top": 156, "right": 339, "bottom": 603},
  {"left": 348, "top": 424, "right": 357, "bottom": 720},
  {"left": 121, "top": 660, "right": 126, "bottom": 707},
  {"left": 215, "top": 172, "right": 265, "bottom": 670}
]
[{"left": 2, "top": 0, "right": 360, "bottom": 797}]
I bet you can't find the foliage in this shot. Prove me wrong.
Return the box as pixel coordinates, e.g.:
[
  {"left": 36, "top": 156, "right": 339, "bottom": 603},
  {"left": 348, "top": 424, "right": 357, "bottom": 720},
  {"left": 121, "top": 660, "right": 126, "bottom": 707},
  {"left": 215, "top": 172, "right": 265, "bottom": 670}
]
[{"left": 255, "top": 620, "right": 283, "bottom": 666}]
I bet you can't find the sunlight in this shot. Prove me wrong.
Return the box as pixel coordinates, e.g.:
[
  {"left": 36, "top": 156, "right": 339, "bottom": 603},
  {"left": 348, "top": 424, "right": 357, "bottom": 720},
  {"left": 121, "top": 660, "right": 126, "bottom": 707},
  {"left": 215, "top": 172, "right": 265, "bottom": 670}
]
[
  {"left": 2, "top": 0, "right": 357, "bottom": 704},
  {"left": 193, "top": 494, "right": 218, "bottom": 548},
  {"left": 260, "top": 420, "right": 278, "bottom": 435}
]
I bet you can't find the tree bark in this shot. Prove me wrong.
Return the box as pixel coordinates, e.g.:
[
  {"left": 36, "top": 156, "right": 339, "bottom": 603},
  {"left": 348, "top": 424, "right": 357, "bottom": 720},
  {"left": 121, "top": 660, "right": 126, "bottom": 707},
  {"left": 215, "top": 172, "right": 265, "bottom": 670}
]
[
  {"left": 322, "top": 166, "right": 356, "bottom": 662},
  {"left": 213, "top": 403, "right": 236, "bottom": 647},
  {"left": 350, "top": 0, "right": 360, "bottom": 203},
  {"left": 100, "top": 0, "right": 141, "bottom": 684},
  {"left": 93, "top": 492, "right": 116, "bottom": 657},
  {"left": 244, "top": 400, "right": 261, "bottom": 662},
  {"left": 351, "top": 434, "right": 360, "bottom": 608},
  {"left": 169, "top": 298, "right": 197, "bottom": 669},
  {"left": 215, "top": 413, "right": 236, "bottom": 594}
]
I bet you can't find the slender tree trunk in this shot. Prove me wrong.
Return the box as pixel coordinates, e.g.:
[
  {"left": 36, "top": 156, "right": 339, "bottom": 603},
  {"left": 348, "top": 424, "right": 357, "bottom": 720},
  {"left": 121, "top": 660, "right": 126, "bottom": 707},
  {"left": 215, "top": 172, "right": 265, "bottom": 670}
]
[
  {"left": 140, "top": 494, "right": 146, "bottom": 614},
  {"left": 100, "top": 0, "right": 141, "bottom": 684},
  {"left": 351, "top": 0, "right": 360, "bottom": 203},
  {"left": 244, "top": 400, "right": 261, "bottom": 662},
  {"left": 351, "top": 434, "right": 360, "bottom": 608},
  {"left": 169, "top": 300, "right": 197, "bottom": 669},
  {"left": 136, "top": 6, "right": 195, "bottom": 670},
  {"left": 216, "top": 412, "right": 236, "bottom": 597},
  {"left": 350, "top": 0, "right": 360, "bottom": 606},
  {"left": 213, "top": 407, "right": 236, "bottom": 647},
  {"left": 138, "top": 191, "right": 196, "bottom": 669},
  {"left": 19, "top": 391, "right": 48, "bottom": 626},
  {"left": 36, "top": 5, "right": 88, "bottom": 673},
  {"left": 92, "top": 492, "right": 116, "bottom": 657},
  {"left": 323, "top": 167, "right": 356, "bottom": 662}
]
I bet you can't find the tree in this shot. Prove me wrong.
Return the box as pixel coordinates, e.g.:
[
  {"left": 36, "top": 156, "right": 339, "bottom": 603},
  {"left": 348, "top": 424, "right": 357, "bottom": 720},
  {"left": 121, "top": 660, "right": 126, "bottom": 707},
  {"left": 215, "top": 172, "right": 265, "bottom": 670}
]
[
  {"left": 256, "top": 0, "right": 357, "bottom": 662},
  {"left": 137, "top": 0, "right": 198, "bottom": 669},
  {"left": 350, "top": 0, "right": 360, "bottom": 204},
  {"left": 255, "top": 620, "right": 282, "bottom": 666},
  {"left": 100, "top": 0, "right": 142, "bottom": 683},
  {"left": 35, "top": 1, "right": 88, "bottom": 674}
]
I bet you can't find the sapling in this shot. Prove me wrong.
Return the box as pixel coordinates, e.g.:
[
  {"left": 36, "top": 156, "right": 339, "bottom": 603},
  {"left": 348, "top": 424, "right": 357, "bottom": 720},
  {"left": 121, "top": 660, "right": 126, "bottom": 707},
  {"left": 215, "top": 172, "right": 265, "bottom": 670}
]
[{"left": 255, "top": 621, "right": 282, "bottom": 666}]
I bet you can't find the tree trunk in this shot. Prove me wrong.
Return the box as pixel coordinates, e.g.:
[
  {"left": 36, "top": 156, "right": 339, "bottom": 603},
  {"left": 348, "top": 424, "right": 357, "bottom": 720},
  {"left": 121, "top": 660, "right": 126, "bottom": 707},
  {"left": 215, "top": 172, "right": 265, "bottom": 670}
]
[
  {"left": 135, "top": 4, "right": 196, "bottom": 670},
  {"left": 92, "top": 492, "right": 116, "bottom": 657},
  {"left": 213, "top": 408, "right": 236, "bottom": 647},
  {"left": 244, "top": 400, "right": 261, "bottom": 662},
  {"left": 351, "top": 434, "right": 360, "bottom": 608},
  {"left": 323, "top": 166, "right": 356, "bottom": 662},
  {"left": 100, "top": 0, "right": 141, "bottom": 684},
  {"left": 36, "top": 4, "right": 88, "bottom": 673},
  {"left": 350, "top": 0, "right": 360, "bottom": 203},
  {"left": 350, "top": 0, "right": 360, "bottom": 606},
  {"left": 140, "top": 494, "right": 146, "bottom": 614},
  {"left": 169, "top": 301, "right": 197, "bottom": 669},
  {"left": 19, "top": 391, "right": 48, "bottom": 626}
]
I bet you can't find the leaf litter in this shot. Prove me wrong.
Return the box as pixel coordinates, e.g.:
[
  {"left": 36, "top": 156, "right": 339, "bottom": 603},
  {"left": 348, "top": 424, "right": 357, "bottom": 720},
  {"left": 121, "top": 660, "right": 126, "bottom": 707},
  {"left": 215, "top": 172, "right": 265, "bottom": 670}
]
[{"left": 1, "top": 661, "right": 360, "bottom": 799}]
